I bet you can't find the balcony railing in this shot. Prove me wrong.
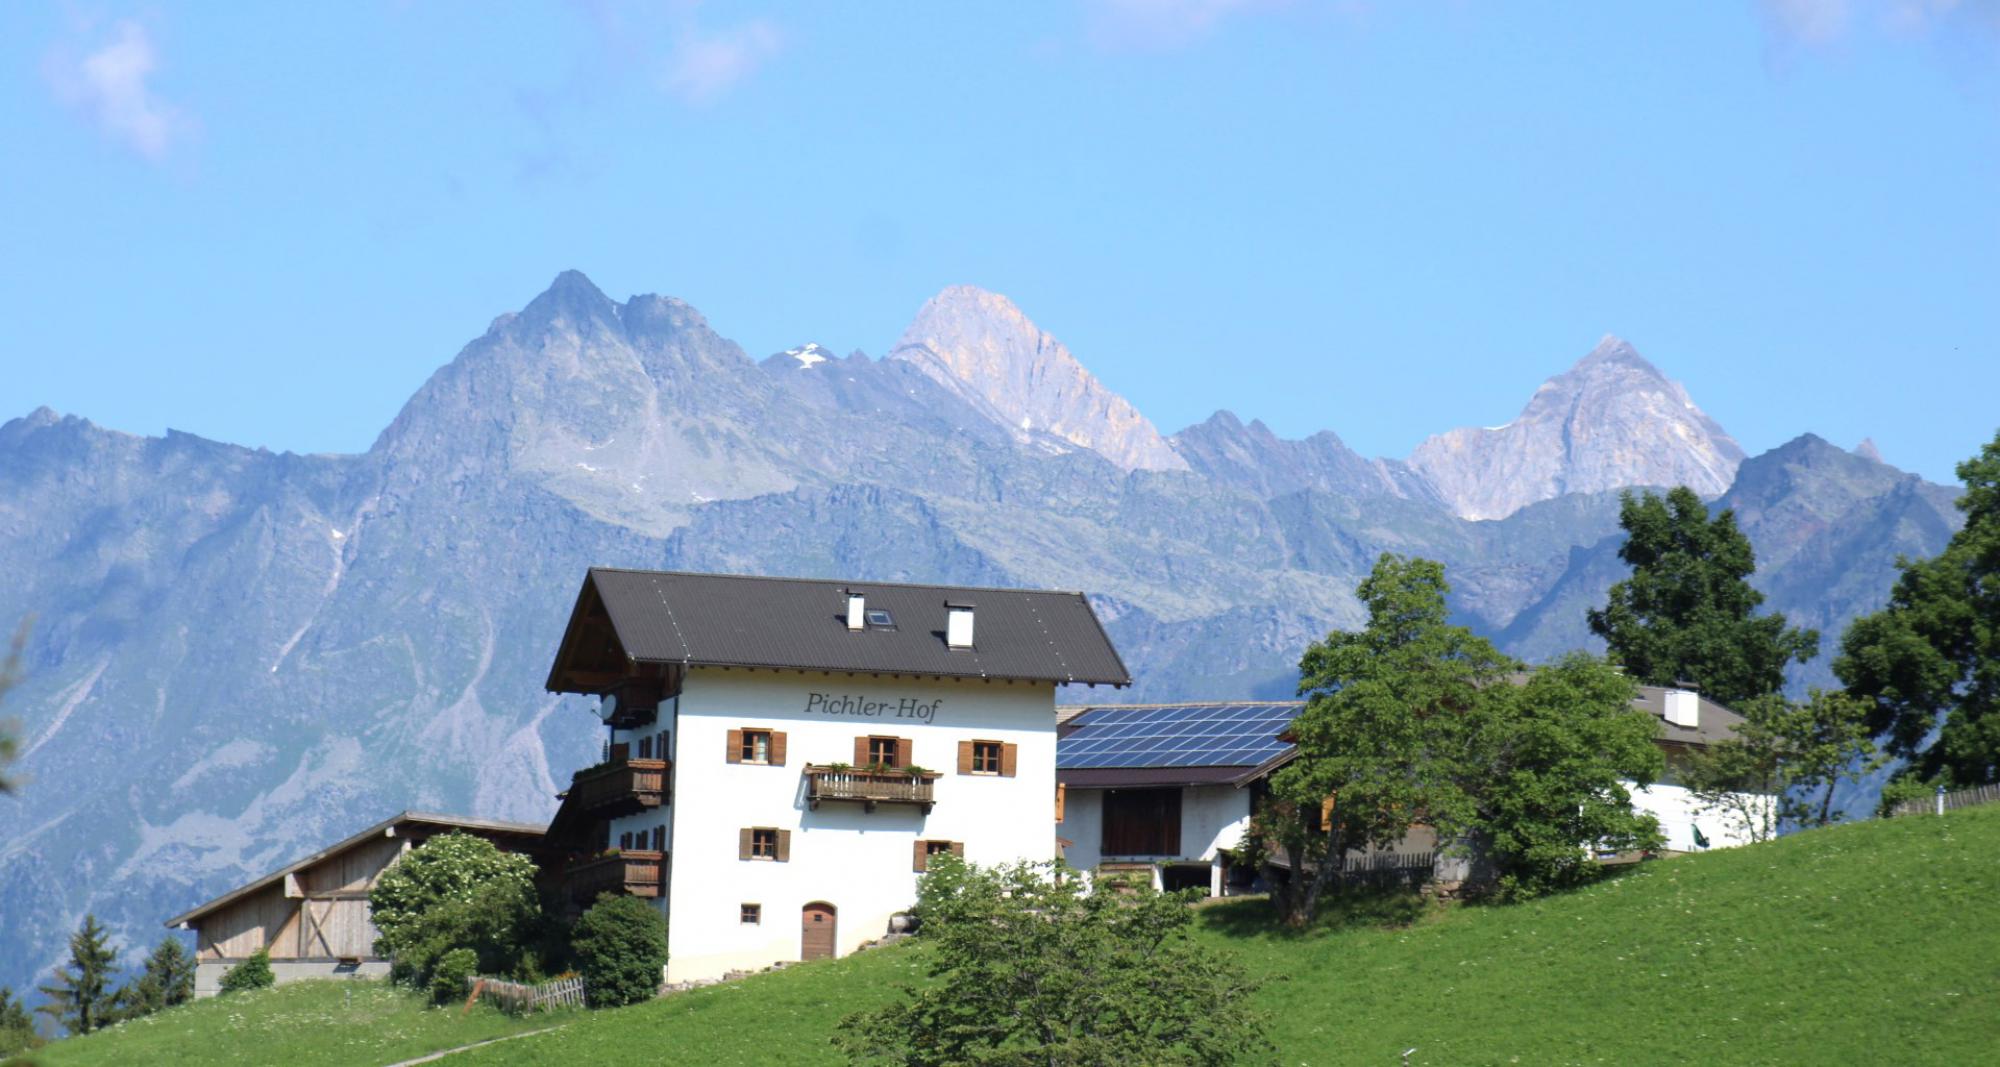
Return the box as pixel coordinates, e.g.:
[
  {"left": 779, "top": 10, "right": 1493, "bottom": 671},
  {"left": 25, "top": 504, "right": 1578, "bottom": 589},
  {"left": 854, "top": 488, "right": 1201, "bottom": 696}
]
[
  {"left": 566, "top": 850, "right": 666, "bottom": 904},
  {"left": 567, "top": 757, "right": 669, "bottom": 820},
  {"left": 804, "top": 765, "right": 939, "bottom": 813}
]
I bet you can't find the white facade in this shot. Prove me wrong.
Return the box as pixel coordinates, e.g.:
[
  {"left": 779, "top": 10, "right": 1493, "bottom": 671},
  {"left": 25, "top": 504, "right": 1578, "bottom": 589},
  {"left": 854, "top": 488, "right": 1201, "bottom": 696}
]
[
  {"left": 1626, "top": 780, "right": 1774, "bottom": 852},
  {"left": 1059, "top": 785, "right": 1251, "bottom": 871},
  {"left": 612, "top": 669, "right": 1060, "bottom": 983}
]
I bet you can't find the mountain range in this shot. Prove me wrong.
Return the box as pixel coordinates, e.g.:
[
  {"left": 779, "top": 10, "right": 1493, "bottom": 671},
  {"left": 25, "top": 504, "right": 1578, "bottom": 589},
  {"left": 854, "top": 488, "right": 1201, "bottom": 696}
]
[{"left": 0, "top": 272, "right": 1964, "bottom": 994}]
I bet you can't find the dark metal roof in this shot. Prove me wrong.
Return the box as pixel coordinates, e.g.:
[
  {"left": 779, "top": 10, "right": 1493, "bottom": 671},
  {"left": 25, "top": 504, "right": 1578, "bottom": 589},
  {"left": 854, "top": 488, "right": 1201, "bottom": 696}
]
[{"left": 555, "top": 568, "right": 1130, "bottom": 688}]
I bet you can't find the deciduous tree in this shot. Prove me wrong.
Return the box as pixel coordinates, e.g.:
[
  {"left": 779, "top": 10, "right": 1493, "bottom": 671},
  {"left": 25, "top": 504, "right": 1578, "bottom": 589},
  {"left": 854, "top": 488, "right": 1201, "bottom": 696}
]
[
  {"left": 1471, "top": 653, "right": 1665, "bottom": 898},
  {"left": 368, "top": 832, "right": 542, "bottom": 988},
  {"left": 1837, "top": 430, "right": 2000, "bottom": 789},
  {"left": 571, "top": 894, "right": 668, "bottom": 1008},
  {"left": 1588, "top": 487, "right": 1818, "bottom": 706},
  {"left": 1265, "top": 554, "right": 1513, "bottom": 925}
]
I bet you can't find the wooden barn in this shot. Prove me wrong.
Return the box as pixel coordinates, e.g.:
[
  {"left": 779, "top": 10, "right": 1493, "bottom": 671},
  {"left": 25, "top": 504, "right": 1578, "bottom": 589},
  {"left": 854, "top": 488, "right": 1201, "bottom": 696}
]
[{"left": 165, "top": 811, "right": 553, "bottom": 996}]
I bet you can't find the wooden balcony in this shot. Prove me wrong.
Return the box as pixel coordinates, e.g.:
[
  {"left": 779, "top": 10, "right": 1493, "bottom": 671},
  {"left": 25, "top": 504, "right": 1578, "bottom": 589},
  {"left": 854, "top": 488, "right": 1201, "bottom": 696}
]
[
  {"left": 567, "top": 757, "right": 669, "bottom": 820},
  {"left": 804, "top": 765, "right": 939, "bottom": 814},
  {"left": 566, "top": 850, "right": 666, "bottom": 904}
]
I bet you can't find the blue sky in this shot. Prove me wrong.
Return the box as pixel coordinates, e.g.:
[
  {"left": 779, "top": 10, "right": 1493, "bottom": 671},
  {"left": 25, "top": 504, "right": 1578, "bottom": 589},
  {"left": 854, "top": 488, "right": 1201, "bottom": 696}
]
[{"left": 2, "top": 2, "right": 1995, "bottom": 483}]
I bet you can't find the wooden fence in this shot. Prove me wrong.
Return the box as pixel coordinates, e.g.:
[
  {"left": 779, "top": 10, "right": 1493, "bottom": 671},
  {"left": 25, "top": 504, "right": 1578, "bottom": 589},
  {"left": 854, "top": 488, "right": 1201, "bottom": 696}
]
[
  {"left": 1341, "top": 850, "right": 1437, "bottom": 887},
  {"left": 1890, "top": 782, "right": 2000, "bottom": 818},
  {"left": 468, "top": 975, "right": 586, "bottom": 1014}
]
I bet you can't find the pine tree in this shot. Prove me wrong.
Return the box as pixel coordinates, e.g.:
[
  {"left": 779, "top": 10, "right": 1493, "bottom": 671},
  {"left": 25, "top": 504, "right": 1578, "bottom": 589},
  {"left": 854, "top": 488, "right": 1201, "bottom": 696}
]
[
  {"left": 0, "top": 987, "right": 39, "bottom": 1056},
  {"left": 1588, "top": 486, "right": 1819, "bottom": 706},
  {"left": 36, "top": 914, "right": 119, "bottom": 1036},
  {"left": 114, "top": 937, "right": 197, "bottom": 1019}
]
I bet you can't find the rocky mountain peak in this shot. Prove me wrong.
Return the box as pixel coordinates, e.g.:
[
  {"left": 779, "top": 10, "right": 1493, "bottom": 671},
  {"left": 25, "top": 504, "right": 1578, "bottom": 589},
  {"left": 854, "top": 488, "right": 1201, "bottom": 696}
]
[
  {"left": 1408, "top": 336, "right": 1745, "bottom": 521},
  {"left": 886, "top": 286, "right": 1187, "bottom": 472}
]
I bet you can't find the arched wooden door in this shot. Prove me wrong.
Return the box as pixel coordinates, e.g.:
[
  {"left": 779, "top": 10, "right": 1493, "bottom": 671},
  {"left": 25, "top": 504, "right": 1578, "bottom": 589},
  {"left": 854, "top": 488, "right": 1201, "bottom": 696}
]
[{"left": 801, "top": 902, "right": 837, "bottom": 961}]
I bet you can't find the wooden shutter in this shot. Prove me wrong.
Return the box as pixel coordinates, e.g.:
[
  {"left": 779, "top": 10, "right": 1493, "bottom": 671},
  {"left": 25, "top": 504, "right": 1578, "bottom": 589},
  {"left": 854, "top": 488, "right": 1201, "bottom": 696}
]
[
  {"left": 1319, "top": 795, "right": 1336, "bottom": 832},
  {"left": 611, "top": 741, "right": 630, "bottom": 761},
  {"left": 913, "top": 840, "right": 928, "bottom": 872},
  {"left": 769, "top": 731, "right": 787, "bottom": 767},
  {"left": 957, "top": 741, "right": 974, "bottom": 775},
  {"left": 950, "top": 841, "right": 964, "bottom": 858},
  {"left": 726, "top": 729, "right": 744, "bottom": 764},
  {"left": 1000, "top": 743, "right": 1018, "bottom": 778},
  {"left": 896, "top": 738, "right": 913, "bottom": 768},
  {"left": 854, "top": 736, "right": 870, "bottom": 766},
  {"left": 775, "top": 830, "right": 791, "bottom": 862},
  {"left": 1055, "top": 782, "right": 1066, "bottom": 822},
  {"left": 738, "top": 827, "right": 752, "bottom": 860}
]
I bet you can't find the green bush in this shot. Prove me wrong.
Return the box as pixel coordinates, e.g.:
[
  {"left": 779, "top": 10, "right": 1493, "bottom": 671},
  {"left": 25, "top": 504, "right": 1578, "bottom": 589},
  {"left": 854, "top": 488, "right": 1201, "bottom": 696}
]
[
  {"left": 571, "top": 894, "right": 667, "bottom": 1008},
  {"left": 369, "top": 832, "right": 542, "bottom": 989},
  {"left": 218, "top": 948, "right": 275, "bottom": 995},
  {"left": 430, "top": 948, "right": 479, "bottom": 1006}
]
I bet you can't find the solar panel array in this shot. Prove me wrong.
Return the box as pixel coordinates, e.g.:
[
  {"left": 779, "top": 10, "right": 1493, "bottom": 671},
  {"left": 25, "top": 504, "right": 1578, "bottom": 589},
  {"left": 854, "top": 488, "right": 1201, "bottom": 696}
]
[{"left": 1058, "top": 702, "right": 1304, "bottom": 769}]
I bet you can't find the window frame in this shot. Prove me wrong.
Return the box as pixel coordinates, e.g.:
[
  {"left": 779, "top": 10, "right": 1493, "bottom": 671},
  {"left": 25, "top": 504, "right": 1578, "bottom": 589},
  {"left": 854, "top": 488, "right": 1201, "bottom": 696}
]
[
  {"left": 749, "top": 828, "right": 779, "bottom": 859},
  {"left": 740, "top": 729, "right": 773, "bottom": 765},
  {"left": 740, "top": 903, "right": 761, "bottom": 925},
  {"left": 866, "top": 735, "right": 899, "bottom": 767},
  {"left": 970, "top": 740, "right": 1003, "bottom": 775}
]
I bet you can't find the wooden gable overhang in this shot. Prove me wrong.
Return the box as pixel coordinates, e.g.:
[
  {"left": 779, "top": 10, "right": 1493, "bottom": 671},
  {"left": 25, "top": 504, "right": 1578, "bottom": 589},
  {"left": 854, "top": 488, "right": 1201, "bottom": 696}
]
[{"left": 546, "top": 573, "right": 633, "bottom": 695}]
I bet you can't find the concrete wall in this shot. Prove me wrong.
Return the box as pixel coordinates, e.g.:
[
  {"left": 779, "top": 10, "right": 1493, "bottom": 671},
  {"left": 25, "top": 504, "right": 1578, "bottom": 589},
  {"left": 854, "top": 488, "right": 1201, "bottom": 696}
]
[
  {"left": 662, "top": 670, "right": 1059, "bottom": 982},
  {"left": 1061, "top": 784, "right": 1252, "bottom": 872},
  {"left": 193, "top": 959, "right": 391, "bottom": 998}
]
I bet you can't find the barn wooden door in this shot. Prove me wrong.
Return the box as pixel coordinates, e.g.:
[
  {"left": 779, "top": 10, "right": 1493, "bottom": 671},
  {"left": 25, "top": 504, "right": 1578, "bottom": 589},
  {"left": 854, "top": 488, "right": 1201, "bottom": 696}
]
[{"left": 801, "top": 902, "right": 837, "bottom": 961}]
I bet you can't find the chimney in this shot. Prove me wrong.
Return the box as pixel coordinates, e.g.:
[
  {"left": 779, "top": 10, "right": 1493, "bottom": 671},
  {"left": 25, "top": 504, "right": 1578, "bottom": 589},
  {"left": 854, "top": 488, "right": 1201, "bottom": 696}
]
[
  {"left": 946, "top": 602, "right": 975, "bottom": 649},
  {"left": 846, "top": 591, "right": 867, "bottom": 631},
  {"left": 1663, "top": 688, "right": 1700, "bottom": 729}
]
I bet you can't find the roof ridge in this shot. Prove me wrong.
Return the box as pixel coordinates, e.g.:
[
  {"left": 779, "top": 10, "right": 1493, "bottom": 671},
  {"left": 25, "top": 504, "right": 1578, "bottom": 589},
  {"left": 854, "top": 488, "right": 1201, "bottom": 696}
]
[{"left": 589, "top": 565, "right": 1086, "bottom": 598}]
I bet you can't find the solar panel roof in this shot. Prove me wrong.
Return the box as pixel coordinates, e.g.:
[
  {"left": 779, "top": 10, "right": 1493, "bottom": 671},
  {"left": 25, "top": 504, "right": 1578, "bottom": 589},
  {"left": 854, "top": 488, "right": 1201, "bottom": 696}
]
[{"left": 1057, "top": 702, "right": 1304, "bottom": 770}]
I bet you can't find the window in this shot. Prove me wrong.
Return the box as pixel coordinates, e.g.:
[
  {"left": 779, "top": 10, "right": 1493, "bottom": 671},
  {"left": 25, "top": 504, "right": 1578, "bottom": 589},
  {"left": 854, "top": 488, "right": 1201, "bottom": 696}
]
[
  {"left": 637, "top": 735, "right": 653, "bottom": 759},
  {"left": 619, "top": 831, "right": 633, "bottom": 851},
  {"left": 740, "top": 827, "right": 790, "bottom": 861},
  {"left": 866, "top": 608, "right": 894, "bottom": 628},
  {"left": 867, "top": 736, "right": 899, "bottom": 766},
  {"left": 741, "top": 903, "right": 761, "bottom": 925},
  {"left": 751, "top": 828, "right": 777, "bottom": 858},
  {"left": 727, "top": 728, "right": 785, "bottom": 765},
  {"left": 655, "top": 731, "right": 670, "bottom": 760},
  {"left": 650, "top": 826, "right": 665, "bottom": 852},
  {"left": 958, "top": 739, "right": 1017, "bottom": 777},
  {"left": 913, "top": 839, "right": 964, "bottom": 872},
  {"left": 971, "top": 741, "right": 1002, "bottom": 774}
]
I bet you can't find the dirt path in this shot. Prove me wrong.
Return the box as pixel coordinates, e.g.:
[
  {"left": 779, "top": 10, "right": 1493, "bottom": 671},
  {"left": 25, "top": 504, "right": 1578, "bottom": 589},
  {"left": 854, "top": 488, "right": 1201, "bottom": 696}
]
[{"left": 381, "top": 1025, "right": 563, "bottom": 1066}]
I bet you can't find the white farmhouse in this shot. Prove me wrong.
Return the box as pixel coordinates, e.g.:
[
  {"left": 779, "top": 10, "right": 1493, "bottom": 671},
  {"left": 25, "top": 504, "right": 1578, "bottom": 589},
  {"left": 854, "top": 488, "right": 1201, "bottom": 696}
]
[{"left": 540, "top": 568, "right": 1130, "bottom": 983}]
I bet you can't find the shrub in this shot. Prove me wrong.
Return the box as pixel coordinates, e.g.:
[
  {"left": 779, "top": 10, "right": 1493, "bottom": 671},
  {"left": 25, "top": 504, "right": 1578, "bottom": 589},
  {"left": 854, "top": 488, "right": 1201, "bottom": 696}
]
[
  {"left": 369, "top": 832, "right": 542, "bottom": 989},
  {"left": 840, "top": 859, "right": 1267, "bottom": 1065},
  {"left": 218, "top": 948, "right": 275, "bottom": 995},
  {"left": 430, "top": 948, "right": 480, "bottom": 1006},
  {"left": 571, "top": 894, "right": 668, "bottom": 1008}
]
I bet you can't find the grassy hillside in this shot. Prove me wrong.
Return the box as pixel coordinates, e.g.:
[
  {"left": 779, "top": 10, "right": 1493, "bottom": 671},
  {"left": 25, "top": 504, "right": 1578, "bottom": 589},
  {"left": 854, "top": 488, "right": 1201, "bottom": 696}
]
[{"left": 24, "top": 805, "right": 2000, "bottom": 1066}]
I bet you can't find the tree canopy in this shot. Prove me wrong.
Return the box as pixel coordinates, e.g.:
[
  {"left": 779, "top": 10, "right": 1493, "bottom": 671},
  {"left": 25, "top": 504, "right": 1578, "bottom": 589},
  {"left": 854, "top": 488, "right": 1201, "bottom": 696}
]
[
  {"left": 1472, "top": 653, "right": 1664, "bottom": 899},
  {"left": 368, "top": 832, "right": 542, "bottom": 986},
  {"left": 1588, "top": 486, "right": 1818, "bottom": 706},
  {"left": 1266, "top": 554, "right": 1514, "bottom": 923},
  {"left": 1837, "top": 430, "right": 2000, "bottom": 787}
]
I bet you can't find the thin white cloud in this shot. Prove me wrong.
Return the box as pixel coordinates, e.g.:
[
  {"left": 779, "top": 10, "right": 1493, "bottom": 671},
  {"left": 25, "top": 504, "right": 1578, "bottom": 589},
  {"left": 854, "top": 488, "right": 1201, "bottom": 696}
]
[
  {"left": 1086, "top": 0, "right": 1307, "bottom": 51},
  {"left": 1759, "top": 0, "right": 2000, "bottom": 44},
  {"left": 662, "top": 17, "right": 783, "bottom": 103},
  {"left": 43, "top": 19, "right": 192, "bottom": 161}
]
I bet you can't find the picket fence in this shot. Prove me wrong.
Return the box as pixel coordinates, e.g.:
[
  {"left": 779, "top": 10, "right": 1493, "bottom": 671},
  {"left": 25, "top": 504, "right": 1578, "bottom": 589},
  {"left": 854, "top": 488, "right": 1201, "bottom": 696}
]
[
  {"left": 468, "top": 975, "right": 586, "bottom": 1013},
  {"left": 1890, "top": 782, "right": 2000, "bottom": 818}
]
